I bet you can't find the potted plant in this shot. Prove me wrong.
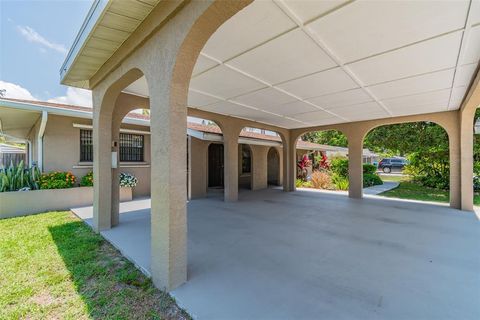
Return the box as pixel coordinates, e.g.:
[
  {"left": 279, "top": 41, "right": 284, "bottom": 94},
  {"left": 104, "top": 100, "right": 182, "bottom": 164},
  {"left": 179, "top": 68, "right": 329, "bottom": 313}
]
[{"left": 119, "top": 172, "right": 137, "bottom": 200}]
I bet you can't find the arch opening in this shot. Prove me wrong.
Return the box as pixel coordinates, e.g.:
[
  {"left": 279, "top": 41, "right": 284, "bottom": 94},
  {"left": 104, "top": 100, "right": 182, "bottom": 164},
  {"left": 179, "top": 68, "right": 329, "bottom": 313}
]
[
  {"left": 363, "top": 121, "right": 452, "bottom": 205},
  {"left": 298, "top": 129, "right": 351, "bottom": 191},
  {"left": 267, "top": 147, "right": 281, "bottom": 186}
]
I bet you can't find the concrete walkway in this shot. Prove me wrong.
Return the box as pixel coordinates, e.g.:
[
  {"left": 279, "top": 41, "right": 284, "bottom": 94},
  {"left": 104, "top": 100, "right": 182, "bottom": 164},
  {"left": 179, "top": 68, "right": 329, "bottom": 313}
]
[
  {"left": 72, "top": 189, "right": 480, "bottom": 320},
  {"left": 363, "top": 181, "right": 400, "bottom": 195}
]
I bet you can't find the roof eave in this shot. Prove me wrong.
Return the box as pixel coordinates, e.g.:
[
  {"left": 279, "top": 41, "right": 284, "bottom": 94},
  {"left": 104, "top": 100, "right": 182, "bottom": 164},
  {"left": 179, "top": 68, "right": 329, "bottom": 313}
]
[{"left": 59, "top": 0, "right": 110, "bottom": 87}]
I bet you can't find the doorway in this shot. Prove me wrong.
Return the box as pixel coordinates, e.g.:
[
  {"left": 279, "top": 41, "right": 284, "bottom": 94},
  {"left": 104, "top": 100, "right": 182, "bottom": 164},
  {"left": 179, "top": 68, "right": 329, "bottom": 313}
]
[{"left": 208, "top": 143, "right": 224, "bottom": 188}]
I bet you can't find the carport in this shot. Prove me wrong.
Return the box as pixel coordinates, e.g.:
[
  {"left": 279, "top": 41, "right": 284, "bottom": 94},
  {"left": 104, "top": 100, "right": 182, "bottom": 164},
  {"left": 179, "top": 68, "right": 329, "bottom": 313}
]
[
  {"left": 60, "top": 0, "right": 480, "bottom": 295},
  {"left": 72, "top": 188, "right": 480, "bottom": 319}
]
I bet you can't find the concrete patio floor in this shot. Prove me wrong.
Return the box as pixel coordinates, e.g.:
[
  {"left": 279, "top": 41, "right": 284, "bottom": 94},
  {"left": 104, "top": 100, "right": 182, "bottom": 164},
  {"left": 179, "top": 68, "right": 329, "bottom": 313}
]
[{"left": 72, "top": 189, "right": 480, "bottom": 320}]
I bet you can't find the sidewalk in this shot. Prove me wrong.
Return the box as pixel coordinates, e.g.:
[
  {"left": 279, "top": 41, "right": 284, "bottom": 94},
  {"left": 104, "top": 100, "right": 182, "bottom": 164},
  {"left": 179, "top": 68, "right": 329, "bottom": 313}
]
[{"left": 363, "top": 181, "right": 399, "bottom": 195}]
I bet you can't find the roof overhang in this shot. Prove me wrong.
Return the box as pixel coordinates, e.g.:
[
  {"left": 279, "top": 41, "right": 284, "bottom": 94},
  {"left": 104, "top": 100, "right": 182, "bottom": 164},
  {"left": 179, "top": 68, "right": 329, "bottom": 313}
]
[
  {"left": 0, "top": 99, "right": 150, "bottom": 141},
  {"left": 60, "top": 0, "right": 167, "bottom": 88}
]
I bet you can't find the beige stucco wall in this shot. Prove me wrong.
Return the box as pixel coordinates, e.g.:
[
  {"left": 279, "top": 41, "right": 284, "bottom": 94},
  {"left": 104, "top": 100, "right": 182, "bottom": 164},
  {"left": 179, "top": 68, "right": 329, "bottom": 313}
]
[
  {"left": 250, "top": 145, "right": 269, "bottom": 190},
  {"left": 189, "top": 139, "right": 284, "bottom": 197},
  {"left": 190, "top": 137, "right": 209, "bottom": 199},
  {"left": 41, "top": 114, "right": 151, "bottom": 198}
]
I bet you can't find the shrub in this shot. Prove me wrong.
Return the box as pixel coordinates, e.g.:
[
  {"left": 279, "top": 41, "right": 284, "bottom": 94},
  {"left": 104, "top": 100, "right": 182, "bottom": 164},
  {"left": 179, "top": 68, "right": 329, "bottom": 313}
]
[
  {"left": 301, "top": 181, "right": 313, "bottom": 188},
  {"left": 311, "top": 170, "right": 332, "bottom": 189},
  {"left": 330, "top": 158, "right": 349, "bottom": 178},
  {"left": 363, "top": 173, "right": 383, "bottom": 187},
  {"left": 40, "top": 171, "right": 76, "bottom": 189},
  {"left": 474, "top": 175, "right": 480, "bottom": 192},
  {"left": 80, "top": 171, "right": 94, "bottom": 187},
  {"left": 0, "top": 160, "right": 41, "bottom": 192},
  {"left": 363, "top": 163, "right": 377, "bottom": 175},
  {"left": 119, "top": 172, "right": 138, "bottom": 188},
  {"left": 332, "top": 174, "right": 349, "bottom": 191},
  {"left": 295, "top": 179, "right": 303, "bottom": 188},
  {"left": 404, "top": 150, "right": 449, "bottom": 190}
]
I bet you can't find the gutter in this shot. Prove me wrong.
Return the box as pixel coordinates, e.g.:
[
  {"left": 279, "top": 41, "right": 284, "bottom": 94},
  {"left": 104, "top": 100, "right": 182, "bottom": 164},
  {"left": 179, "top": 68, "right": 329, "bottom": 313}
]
[{"left": 0, "top": 99, "right": 150, "bottom": 127}]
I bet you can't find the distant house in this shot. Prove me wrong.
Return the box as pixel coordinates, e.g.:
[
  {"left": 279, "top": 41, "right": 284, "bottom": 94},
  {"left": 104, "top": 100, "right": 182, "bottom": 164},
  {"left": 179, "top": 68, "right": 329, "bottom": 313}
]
[{"left": 0, "top": 97, "right": 378, "bottom": 198}]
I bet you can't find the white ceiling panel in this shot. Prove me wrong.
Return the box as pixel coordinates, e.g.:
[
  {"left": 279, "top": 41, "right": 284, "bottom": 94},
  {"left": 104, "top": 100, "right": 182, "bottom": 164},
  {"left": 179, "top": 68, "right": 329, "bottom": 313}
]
[
  {"left": 199, "top": 101, "right": 275, "bottom": 121},
  {"left": 449, "top": 86, "right": 468, "bottom": 109},
  {"left": 188, "top": 90, "right": 220, "bottom": 107},
  {"left": 292, "top": 110, "right": 339, "bottom": 123},
  {"left": 189, "top": 65, "right": 266, "bottom": 99},
  {"left": 266, "top": 100, "right": 319, "bottom": 116},
  {"left": 192, "top": 54, "right": 219, "bottom": 77},
  {"left": 283, "top": 0, "right": 349, "bottom": 24},
  {"left": 347, "top": 112, "right": 390, "bottom": 122},
  {"left": 123, "top": 76, "right": 149, "bottom": 97},
  {"left": 462, "top": 25, "right": 480, "bottom": 65},
  {"left": 381, "top": 89, "right": 451, "bottom": 111},
  {"left": 228, "top": 28, "right": 336, "bottom": 84},
  {"left": 201, "top": 0, "right": 296, "bottom": 62},
  {"left": 390, "top": 103, "right": 449, "bottom": 117},
  {"left": 367, "top": 68, "right": 455, "bottom": 100},
  {"left": 308, "top": 0, "right": 469, "bottom": 63},
  {"left": 277, "top": 67, "right": 358, "bottom": 99},
  {"left": 453, "top": 63, "right": 478, "bottom": 87},
  {"left": 331, "top": 101, "right": 386, "bottom": 117},
  {"left": 348, "top": 32, "right": 462, "bottom": 85},
  {"left": 306, "top": 88, "right": 372, "bottom": 109},
  {"left": 231, "top": 87, "right": 297, "bottom": 110},
  {"left": 471, "top": 0, "right": 480, "bottom": 25},
  {"left": 262, "top": 116, "right": 305, "bottom": 128}
]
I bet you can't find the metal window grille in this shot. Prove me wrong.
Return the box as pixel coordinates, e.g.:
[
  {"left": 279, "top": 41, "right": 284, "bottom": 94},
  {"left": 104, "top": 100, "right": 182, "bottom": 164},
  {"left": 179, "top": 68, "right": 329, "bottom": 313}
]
[
  {"left": 120, "top": 133, "right": 144, "bottom": 162},
  {"left": 80, "top": 129, "right": 93, "bottom": 162}
]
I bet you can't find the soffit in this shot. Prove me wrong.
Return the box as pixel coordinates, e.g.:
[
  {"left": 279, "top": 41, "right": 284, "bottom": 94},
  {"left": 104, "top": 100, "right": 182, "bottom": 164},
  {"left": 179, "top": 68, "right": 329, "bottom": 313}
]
[{"left": 60, "top": 0, "right": 161, "bottom": 88}]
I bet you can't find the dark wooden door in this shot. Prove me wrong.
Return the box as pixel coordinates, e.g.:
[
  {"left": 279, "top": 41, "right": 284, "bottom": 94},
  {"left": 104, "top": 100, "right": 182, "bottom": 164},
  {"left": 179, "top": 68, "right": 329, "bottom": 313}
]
[{"left": 208, "top": 144, "right": 224, "bottom": 187}]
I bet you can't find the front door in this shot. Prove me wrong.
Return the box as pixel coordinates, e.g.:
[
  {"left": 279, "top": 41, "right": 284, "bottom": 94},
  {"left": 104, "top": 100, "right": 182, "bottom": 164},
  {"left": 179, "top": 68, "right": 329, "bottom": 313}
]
[{"left": 208, "top": 144, "right": 224, "bottom": 188}]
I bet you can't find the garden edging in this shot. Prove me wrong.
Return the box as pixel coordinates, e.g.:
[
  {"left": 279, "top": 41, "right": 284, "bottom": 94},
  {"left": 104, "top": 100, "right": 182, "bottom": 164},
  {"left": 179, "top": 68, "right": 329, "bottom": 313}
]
[{"left": 0, "top": 186, "right": 132, "bottom": 219}]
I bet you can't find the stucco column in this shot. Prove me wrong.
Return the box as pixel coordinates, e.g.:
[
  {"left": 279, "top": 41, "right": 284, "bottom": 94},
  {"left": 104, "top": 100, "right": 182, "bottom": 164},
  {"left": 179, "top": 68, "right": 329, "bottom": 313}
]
[
  {"left": 250, "top": 145, "right": 269, "bottom": 190},
  {"left": 283, "top": 134, "right": 296, "bottom": 192},
  {"left": 276, "top": 147, "right": 284, "bottom": 186},
  {"left": 348, "top": 134, "right": 363, "bottom": 199},
  {"left": 448, "top": 114, "right": 461, "bottom": 209},
  {"left": 460, "top": 108, "right": 475, "bottom": 211},
  {"left": 148, "top": 89, "right": 187, "bottom": 290},
  {"left": 223, "top": 127, "right": 240, "bottom": 201},
  {"left": 92, "top": 92, "right": 113, "bottom": 231}
]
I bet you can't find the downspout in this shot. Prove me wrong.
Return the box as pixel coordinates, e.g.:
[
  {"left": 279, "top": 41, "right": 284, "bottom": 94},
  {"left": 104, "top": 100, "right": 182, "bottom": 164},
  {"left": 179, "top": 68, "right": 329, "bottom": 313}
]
[
  {"left": 27, "top": 140, "right": 32, "bottom": 166},
  {"left": 37, "top": 111, "right": 48, "bottom": 172}
]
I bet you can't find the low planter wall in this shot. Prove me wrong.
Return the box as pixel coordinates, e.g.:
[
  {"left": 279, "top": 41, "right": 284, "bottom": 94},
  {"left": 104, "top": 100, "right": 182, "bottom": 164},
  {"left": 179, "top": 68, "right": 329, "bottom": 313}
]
[{"left": 0, "top": 187, "right": 132, "bottom": 219}]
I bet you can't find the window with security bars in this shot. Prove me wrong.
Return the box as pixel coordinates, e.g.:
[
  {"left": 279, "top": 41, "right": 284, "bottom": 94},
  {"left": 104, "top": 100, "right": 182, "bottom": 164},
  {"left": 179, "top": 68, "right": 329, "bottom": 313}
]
[
  {"left": 80, "top": 130, "right": 144, "bottom": 162},
  {"left": 119, "top": 133, "right": 144, "bottom": 162},
  {"left": 80, "top": 129, "right": 93, "bottom": 162}
]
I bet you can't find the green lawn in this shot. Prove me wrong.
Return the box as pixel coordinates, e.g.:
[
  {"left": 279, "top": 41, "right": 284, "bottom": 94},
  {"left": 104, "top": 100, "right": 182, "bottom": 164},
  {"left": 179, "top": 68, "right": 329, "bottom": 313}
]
[
  {"left": 379, "top": 180, "right": 480, "bottom": 205},
  {"left": 377, "top": 174, "right": 410, "bottom": 183},
  {"left": 0, "top": 211, "right": 190, "bottom": 320}
]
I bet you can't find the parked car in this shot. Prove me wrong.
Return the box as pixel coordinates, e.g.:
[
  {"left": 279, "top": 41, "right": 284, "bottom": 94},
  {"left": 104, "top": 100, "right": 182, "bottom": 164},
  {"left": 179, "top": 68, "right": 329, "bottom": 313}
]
[{"left": 378, "top": 158, "right": 407, "bottom": 173}]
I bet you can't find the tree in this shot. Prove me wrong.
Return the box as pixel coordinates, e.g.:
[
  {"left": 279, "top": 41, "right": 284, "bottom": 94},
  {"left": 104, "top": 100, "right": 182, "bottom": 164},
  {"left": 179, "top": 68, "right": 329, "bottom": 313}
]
[
  {"left": 301, "top": 130, "right": 347, "bottom": 147},
  {"left": 363, "top": 122, "right": 448, "bottom": 156}
]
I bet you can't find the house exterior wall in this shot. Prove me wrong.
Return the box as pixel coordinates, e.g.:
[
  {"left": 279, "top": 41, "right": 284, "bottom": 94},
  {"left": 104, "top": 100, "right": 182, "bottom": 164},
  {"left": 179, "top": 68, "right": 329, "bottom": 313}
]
[
  {"left": 190, "top": 137, "right": 209, "bottom": 199},
  {"left": 42, "top": 114, "right": 151, "bottom": 198}
]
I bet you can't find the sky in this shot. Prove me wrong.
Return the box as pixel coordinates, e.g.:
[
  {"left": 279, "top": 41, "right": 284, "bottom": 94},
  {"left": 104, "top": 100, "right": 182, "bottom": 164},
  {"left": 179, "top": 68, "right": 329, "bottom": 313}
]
[{"left": 0, "top": 0, "right": 94, "bottom": 106}]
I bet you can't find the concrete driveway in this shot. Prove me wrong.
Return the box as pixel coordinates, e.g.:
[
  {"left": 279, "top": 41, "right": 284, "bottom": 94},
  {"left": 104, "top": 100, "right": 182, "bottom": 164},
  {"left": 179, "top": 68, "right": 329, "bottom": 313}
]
[{"left": 73, "top": 189, "right": 480, "bottom": 320}]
